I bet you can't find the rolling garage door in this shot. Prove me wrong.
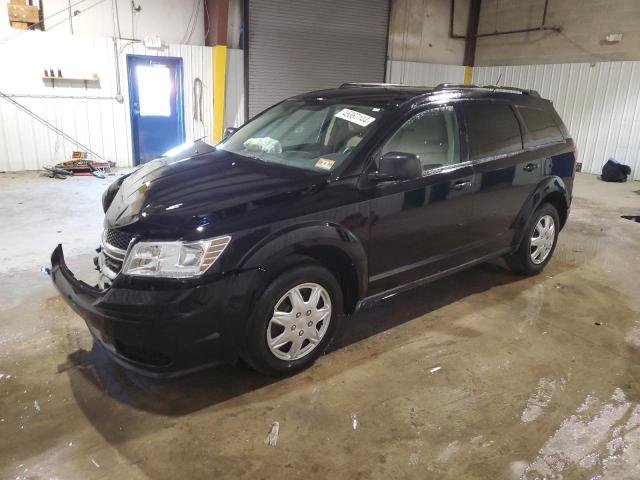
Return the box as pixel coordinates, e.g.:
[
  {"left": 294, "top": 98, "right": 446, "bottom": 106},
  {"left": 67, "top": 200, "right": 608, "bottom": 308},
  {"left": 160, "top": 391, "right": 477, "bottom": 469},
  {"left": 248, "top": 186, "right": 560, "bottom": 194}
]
[{"left": 247, "top": 0, "right": 389, "bottom": 118}]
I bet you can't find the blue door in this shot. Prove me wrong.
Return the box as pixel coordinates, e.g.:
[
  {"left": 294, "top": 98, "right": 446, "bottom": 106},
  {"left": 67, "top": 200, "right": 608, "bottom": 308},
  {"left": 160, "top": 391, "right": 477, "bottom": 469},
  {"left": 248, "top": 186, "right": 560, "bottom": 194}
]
[{"left": 127, "top": 55, "right": 185, "bottom": 165}]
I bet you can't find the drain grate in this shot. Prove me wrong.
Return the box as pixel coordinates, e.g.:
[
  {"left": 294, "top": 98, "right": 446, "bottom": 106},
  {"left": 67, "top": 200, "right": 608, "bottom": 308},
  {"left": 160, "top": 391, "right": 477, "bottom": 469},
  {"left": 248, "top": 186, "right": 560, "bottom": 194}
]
[{"left": 621, "top": 215, "right": 640, "bottom": 223}]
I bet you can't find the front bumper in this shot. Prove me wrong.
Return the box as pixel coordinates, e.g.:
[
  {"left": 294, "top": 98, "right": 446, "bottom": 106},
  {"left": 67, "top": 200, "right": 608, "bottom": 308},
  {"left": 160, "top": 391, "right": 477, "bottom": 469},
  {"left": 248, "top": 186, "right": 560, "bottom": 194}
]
[{"left": 50, "top": 245, "right": 259, "bottom": 377}]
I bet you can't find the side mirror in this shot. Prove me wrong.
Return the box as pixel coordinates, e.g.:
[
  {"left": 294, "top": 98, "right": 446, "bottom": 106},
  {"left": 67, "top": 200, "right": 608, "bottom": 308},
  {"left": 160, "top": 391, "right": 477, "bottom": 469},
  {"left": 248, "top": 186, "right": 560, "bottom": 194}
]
[
  {"left": 368, "top": 152, "right": 422, "bottom": 182},
  {"left": 223, "top": 127, "right": 238, "bottom": 139}
]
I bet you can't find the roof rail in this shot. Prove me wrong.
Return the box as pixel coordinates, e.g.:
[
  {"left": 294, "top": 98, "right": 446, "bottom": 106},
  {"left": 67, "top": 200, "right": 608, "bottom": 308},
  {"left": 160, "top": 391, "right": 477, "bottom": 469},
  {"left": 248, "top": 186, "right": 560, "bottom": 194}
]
[
  {"left": 433, "top": 83, "right": 540, "bottom": 97},
  {"left": 339, "top": 82, "right": 415, "bottom": 88},
  {"left": 482, "top": 85, "right": 540, "bottom": 97},
  {"left": 433, "top": 83, "right": 482, "bottom": 91}
]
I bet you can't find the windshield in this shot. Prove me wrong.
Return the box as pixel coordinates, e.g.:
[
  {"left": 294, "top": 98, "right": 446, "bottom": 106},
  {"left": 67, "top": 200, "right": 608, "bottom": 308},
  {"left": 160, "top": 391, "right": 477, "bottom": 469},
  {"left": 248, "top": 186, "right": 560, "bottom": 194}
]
[{"left": 218, "top": 98, "right": 387, "bottom": 173}]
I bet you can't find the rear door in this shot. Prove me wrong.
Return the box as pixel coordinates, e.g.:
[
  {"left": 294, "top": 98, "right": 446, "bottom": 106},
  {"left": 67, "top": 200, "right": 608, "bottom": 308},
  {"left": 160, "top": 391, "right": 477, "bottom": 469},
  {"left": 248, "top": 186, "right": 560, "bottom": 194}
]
[
  {"left": 515, "top": 103, "right": 569, "bottom": 180},
  {"left": 461, "top": 101, "right": 543, "bottom": 253},
  {"left": 366, "top": 105, "right": 476, "bottom": 295}
]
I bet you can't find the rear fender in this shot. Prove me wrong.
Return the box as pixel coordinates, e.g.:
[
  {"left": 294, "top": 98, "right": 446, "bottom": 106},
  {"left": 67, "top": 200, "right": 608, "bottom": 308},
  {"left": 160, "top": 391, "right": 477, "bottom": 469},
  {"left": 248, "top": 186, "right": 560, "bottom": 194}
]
[{"left": 511, "top": 176, "right": 570, "bottom": 250}]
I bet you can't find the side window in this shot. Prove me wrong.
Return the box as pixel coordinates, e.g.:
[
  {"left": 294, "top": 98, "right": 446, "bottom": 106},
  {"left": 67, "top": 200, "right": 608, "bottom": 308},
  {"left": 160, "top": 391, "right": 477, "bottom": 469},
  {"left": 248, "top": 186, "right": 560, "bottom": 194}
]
[
  {"left": 382, "top": 106, "right": 460, "bottom": 171},
  {"left": 464, "top": 103, "right": 522, "bottom": 160},
  {"left": 517, "top": 106, "right": 564, "bottom": 147}
]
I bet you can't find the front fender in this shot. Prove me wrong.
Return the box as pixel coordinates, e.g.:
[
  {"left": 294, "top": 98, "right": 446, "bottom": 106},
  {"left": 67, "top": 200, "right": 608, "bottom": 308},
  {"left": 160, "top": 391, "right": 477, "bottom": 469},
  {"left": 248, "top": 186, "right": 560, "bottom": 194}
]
[
  {"left": 238, "top": 221, "right": 368, "bottom": 300},
  {"left": 512, "top": 175, "right": 570, "bottom": 249}
]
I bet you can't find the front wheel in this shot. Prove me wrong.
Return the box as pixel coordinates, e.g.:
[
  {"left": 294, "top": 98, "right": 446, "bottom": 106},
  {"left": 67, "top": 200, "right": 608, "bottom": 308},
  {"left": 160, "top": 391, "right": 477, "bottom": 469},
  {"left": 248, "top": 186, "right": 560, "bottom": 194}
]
[
  {"left": 505, "top": 203, "right": 560, "bottom": 275},
  {"left": 241, "top": 262, "right": 342, "bottom": 375}
]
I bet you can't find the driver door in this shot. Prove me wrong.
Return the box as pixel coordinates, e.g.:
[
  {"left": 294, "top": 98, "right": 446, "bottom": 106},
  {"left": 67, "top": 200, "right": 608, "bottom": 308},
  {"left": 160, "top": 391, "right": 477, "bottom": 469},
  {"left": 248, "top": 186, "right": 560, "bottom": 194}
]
[{"left": 366, "top": 105, "right": 477, "bottom": 295}]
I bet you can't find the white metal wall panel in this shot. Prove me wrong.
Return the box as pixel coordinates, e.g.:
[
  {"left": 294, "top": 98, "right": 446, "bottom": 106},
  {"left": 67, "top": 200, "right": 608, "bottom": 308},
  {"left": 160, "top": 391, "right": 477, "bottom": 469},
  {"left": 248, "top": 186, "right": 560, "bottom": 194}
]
[
  {"left": 224, "top": 48, "right": 245, "bottom": 128},
  {"left": 0, "top": 32, "right": 127, "bottom": 171},
  {"left": 247, "top": 0, "right": 389, "bottom": 118},
  {"left": 473, "top": 62, "right": 640, "bottom": 180},
  {"left": 386, "top": 60, "right": 466, "bottom": 86},
  {"left": 0, "top": 31, "right": 241, "bottom": 171}
]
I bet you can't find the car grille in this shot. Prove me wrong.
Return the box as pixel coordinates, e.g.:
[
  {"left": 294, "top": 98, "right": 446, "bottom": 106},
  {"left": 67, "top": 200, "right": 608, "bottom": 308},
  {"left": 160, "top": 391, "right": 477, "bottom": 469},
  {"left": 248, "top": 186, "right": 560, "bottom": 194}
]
[
  {"left": 104, "top": 229, "right": 134, "bottom": 251},
  {"left": 103, "top": 254, "right": 123, "bottom": 274},
  {"left": 100, "top": 229, "right": 133, "bottom": 282}
]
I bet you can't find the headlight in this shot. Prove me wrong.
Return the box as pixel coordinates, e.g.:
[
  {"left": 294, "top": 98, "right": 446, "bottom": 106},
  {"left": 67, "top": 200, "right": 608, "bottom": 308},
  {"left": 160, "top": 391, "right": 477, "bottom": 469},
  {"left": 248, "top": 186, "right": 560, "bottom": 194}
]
[{"left": 122, "top": 236, "right": 231, "bottom": 278}]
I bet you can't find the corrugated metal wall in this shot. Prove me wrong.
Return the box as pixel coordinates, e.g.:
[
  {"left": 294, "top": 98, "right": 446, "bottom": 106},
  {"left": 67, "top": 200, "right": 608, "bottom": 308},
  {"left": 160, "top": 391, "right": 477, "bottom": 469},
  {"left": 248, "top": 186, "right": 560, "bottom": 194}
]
[
  {"left": 0, "top": 32, "right": 243, "bottom": 172},
  {"left": 474, "top": 62, "right": 640, "bottom": 180},
  {"left": 3, "top": 29, "right": 639, "bottom": 181},
  {"left": 386, "top": 60, "right": 466, "bottom": 85},
  {"left": 386, "top": 60, "right": 640, "bottom": 181}
]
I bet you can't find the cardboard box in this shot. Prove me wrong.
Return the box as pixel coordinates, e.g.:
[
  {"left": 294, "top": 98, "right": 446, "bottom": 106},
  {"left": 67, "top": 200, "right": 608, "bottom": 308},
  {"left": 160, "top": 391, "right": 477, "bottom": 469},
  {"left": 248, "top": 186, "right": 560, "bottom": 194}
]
[{"left": 8, "top": 4, "right": 40, "bottom": 24}]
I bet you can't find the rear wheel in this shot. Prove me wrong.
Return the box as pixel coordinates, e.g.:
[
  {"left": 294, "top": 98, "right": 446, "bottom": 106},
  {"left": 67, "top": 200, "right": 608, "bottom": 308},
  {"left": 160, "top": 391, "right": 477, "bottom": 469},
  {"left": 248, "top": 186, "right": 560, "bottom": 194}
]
[
  {"left": 242, "top": 262, "right": 342, "bottom": 375},
  {"left": 505, "top": 203, "right": 559, "bottom": 275}
]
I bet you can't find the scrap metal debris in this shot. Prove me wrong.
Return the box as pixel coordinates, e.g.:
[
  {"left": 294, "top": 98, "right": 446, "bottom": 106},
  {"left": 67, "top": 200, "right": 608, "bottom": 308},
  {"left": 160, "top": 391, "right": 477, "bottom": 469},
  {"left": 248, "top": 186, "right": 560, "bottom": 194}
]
[
  {"left": 264, "top": 421, "right": 280, "bottom": 447},
  {"left": 42, "top": 151, "right": 115, "bottom": 179},
  {"left": 42, "top": 166, "right": 73, "bottom": 179}
]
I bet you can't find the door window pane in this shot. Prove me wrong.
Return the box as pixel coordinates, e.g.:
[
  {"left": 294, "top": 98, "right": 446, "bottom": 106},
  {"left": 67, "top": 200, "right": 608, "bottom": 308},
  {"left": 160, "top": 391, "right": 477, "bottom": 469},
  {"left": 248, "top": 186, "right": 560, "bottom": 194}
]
[
  {"left": 137, "top": 65, "right": 171, "bottom": 117},
  {"left": 465, "top": 103, "right": 522, "bottom": 160},
  {"left": 382, "top": 106, "right": 460, "bottom": 171},
  {"left": 517, "top": 106, "right": 564, "bottom": 146}
]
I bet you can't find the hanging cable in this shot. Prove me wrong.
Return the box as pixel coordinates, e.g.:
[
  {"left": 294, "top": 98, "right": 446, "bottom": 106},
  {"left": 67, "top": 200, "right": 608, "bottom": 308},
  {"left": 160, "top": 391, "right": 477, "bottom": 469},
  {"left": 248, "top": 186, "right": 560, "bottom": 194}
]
[
  {"left": 193, "top": 77, "right": 203, "bottom": 123},
  {"left": 185, "top": 0, "right": 201, "bottom": 44},
  {"left": 112, "top": 0, "right": 122, "bottom": 39},
  {"left": 181, "top": 0, "right": 200, "bottom": 44},
  {"left": 203, "top": 0, "right": 211, "bottom": 42}
]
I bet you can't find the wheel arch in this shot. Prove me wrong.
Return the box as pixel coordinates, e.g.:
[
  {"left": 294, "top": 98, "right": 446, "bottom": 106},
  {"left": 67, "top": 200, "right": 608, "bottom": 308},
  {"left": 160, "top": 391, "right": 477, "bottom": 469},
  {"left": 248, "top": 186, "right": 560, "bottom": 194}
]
[
  {"left": 512, "top": 176, "right": 570, "bottom": 250},
  {"left": 238, "top": 221, "right": 368, "bottom": 314},
  {"left": 541, "top": 190, "right": 568, "bottom": 229}
]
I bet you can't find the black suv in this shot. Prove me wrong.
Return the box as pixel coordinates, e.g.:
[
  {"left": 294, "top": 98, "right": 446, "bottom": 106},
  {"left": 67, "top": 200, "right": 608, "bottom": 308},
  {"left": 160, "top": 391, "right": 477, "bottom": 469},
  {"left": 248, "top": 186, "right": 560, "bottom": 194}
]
[{"left": 51, "top": 83, "right": 576, "bottom": 376}]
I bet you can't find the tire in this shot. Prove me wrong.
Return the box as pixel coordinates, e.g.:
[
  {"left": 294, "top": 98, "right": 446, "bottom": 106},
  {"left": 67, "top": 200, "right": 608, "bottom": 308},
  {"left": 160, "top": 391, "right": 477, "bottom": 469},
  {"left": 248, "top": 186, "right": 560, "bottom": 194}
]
[
  {"left": 505, "top": 203, "right": 560, "bottom": 275},
  {"left": 241, "top": 262, "right": 343, "bottom": 376}
]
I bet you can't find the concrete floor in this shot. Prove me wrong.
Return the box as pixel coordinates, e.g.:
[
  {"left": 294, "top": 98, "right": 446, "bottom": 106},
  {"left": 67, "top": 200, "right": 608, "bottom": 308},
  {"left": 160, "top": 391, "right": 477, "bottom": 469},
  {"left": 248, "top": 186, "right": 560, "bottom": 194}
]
[{"left": 0, "top": 171, "right": 639, "bottom": 480}]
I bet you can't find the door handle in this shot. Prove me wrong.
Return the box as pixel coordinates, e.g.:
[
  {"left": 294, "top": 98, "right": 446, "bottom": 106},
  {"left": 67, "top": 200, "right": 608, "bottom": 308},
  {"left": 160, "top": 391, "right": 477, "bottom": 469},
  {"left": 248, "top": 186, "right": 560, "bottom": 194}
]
[
  {"left": 451, "top": 180, "right": 471, "bottom": 191},
  {"left": 523, "top": 162, "right": 538, "bottom": 172}
]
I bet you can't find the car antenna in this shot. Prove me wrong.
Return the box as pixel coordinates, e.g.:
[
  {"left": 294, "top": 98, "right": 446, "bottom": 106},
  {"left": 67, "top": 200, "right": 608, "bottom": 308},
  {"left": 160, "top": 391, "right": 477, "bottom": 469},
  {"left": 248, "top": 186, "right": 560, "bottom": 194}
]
[{"left": 491, "top": 73, "right": 503, "bottom": 93}]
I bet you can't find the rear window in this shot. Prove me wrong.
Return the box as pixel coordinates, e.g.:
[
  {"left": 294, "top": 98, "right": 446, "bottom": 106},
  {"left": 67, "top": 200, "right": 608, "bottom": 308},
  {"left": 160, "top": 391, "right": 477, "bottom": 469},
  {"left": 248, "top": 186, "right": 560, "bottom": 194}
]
[
  {"left": 464, "top": 103, "right": 523, "bottom": 160},
  {"left": 517, "top": 106, "right": 564, "bottom": 147}
]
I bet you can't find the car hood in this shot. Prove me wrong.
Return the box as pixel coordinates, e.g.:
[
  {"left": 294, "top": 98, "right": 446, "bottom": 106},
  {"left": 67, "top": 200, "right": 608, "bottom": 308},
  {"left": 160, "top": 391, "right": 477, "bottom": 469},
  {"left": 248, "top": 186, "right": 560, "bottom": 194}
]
[{"left": 105, "top": 140, "right": 328, "bottom": 237}]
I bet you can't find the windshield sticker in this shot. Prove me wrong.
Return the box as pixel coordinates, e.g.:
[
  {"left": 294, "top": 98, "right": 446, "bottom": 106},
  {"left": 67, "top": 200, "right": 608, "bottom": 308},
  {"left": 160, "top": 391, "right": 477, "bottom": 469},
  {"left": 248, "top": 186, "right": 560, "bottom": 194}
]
[
  {"left": 315, "top": 158, "right": 336, "bottom": 170},
  {"left": 335, "top": 108, "right": 376, "bottom": 127}
]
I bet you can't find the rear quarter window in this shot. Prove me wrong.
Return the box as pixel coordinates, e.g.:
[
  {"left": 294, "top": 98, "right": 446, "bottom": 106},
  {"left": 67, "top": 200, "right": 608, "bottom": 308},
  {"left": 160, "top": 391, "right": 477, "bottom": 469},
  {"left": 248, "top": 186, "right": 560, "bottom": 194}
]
[
  {"left": 517, "top": 106, "right": 565, "bottom": 147},
  {"left": 463, "top": 103, "right": 523, "bottom": 160}
]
